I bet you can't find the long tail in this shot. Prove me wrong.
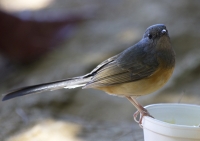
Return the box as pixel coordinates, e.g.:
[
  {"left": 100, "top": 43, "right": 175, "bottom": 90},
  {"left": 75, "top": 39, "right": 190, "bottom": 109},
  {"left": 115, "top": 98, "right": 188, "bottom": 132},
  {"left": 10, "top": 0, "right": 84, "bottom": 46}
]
[{"left": 2, "top": 76, "right": 92, "bottom": 101}]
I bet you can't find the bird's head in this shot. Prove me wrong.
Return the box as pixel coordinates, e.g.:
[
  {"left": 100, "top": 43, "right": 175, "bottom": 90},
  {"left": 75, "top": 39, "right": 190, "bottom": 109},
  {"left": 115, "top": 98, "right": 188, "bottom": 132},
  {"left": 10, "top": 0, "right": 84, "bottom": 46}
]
[{"left": 143, "top": 24, "right": 172, "bottom": 50}]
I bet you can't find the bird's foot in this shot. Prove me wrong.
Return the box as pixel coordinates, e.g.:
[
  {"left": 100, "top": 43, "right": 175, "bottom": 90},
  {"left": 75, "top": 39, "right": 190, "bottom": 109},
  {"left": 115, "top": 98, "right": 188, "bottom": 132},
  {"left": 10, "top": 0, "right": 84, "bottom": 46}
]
[
  {"left": 133, "top": 108, "right": 154, "bottom": 128},
  {"left": 125, "top": 96, "right": 154, "bottom": 127}
]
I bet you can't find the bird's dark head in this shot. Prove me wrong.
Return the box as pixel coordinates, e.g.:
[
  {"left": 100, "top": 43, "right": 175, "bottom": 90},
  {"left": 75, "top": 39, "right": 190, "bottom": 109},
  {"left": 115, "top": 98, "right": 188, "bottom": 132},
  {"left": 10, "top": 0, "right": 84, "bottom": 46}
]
[
  {"left": 143, "top": 24, "right": 175, "bottom": 68},
  {"left": 143, "top": 24, "right": 169, "bottom": 41},
  {"left": 143, "top": 24, "right": 172, "bottom": 51}
]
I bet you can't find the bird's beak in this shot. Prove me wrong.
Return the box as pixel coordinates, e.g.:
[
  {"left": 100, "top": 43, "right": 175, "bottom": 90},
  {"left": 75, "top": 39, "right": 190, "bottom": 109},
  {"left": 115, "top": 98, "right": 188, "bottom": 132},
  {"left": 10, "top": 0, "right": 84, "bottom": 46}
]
[{"left": 161, "top": 29, "right": 167, "bottom": 35}]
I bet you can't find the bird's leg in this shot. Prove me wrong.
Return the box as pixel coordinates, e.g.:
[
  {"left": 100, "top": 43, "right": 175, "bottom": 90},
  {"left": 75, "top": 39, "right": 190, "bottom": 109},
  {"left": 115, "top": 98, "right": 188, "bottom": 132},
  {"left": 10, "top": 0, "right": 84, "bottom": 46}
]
[{"left": 126, "top": 96, "right": 154, "bottom": 126}]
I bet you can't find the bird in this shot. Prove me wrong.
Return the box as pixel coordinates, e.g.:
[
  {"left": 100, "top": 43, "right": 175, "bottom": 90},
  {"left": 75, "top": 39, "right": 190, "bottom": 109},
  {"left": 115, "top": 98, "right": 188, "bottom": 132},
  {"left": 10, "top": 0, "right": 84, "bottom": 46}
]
[{"left": 2, "top": 24, "right": 175, "bottom": 125}]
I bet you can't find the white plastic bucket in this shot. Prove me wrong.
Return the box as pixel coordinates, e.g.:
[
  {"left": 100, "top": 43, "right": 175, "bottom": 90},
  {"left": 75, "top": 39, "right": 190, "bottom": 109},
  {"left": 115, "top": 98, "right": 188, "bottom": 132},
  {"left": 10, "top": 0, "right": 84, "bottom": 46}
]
[{"left": 142, "top": 103, "right": 200, "bottom": 141}]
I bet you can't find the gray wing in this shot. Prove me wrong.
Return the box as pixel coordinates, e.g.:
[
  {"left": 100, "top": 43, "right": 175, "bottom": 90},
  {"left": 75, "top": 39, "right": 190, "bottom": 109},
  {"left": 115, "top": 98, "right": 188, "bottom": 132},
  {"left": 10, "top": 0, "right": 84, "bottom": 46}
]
[
  {"left": 85, "top": 41, "right": 159, "bottom": 88},
  {"left": 82, "top": 54, "right": 119, "bottom": 78}
]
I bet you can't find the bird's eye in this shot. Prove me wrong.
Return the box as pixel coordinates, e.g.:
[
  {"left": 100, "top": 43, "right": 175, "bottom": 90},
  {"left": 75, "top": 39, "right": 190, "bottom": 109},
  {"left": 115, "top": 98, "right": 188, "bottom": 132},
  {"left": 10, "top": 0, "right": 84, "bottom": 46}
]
[{"left": 148, "top": 34, "right": 152, "bottom": 39}]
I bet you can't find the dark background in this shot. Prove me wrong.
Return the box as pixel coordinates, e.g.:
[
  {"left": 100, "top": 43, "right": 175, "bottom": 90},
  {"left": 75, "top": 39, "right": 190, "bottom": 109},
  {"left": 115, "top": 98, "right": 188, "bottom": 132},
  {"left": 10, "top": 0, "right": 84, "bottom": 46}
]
[{"left": 0, "top": 0, "right": 200, "bottom": 141}]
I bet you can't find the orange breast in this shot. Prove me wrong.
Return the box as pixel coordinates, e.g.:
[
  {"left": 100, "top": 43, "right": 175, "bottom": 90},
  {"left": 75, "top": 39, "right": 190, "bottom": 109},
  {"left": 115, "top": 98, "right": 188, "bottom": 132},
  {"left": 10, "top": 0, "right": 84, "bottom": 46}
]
[{"left": 97, "top": 67, "right": 174, "bottom": 97}]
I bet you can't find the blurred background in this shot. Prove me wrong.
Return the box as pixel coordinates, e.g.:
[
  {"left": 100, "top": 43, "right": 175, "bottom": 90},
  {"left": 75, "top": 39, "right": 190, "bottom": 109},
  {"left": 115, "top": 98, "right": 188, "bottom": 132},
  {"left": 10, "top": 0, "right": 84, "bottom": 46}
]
[{"left": 0, "top": 0, "right": 200, "bottom": 141}]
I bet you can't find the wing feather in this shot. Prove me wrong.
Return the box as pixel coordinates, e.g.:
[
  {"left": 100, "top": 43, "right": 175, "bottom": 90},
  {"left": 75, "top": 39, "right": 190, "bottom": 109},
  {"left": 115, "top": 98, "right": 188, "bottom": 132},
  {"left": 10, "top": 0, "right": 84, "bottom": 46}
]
[{"left": 85, "top": 41, "right": 159, "bottom": 88}]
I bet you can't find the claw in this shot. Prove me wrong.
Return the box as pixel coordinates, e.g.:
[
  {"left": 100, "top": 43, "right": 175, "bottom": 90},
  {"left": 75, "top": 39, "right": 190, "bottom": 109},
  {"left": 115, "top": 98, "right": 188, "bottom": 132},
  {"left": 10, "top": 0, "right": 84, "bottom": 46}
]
[
  {"left": 133, "top": 109, "right": 154, "bottom": 128},
  {"left": 133, "top": 110, "right": 140, "bottom": 123}
]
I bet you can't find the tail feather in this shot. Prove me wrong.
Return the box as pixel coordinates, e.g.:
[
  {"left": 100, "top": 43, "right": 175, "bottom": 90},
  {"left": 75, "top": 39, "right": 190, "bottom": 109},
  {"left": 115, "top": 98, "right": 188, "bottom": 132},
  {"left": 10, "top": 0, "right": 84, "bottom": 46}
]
[{"left": 2, "top": 76, "right": 91, "bottom": 101}]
